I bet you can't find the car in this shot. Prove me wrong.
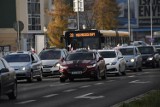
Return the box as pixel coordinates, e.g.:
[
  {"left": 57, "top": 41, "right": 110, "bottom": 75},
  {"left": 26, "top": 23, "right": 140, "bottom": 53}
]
[
  {"left": 137, "top": 45, "right": 160, "bottom": 68},
  {"left": 130, "top": 41, "right": 148, "bottom": 46},
  {"left": 3, "top": 51, "right": 43, "bottom": 82},
  {"left": 98, "top": 49, "right": 126, "bottom": 76},
  {"left": 39, "top": 48, "right": 68, "bottom": 77},
  {"left": 59, "top": 50, "right": 106, "bottom": 82},
  {"left": 0, "top": 57, "right": 17, "bottom": 99},
  {"left": 118, "top": 46, "right": 142, "bottom": 72}
]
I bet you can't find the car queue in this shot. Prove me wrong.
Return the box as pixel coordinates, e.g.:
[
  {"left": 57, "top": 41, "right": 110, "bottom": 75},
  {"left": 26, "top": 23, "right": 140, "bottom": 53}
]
[{"left": 1, "top": 42, "right": 160, "bottom": 100}]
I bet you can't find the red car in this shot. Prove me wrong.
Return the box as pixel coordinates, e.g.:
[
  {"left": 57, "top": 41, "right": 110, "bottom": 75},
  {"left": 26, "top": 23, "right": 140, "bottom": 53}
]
[{"left": 59, "top": 50, "right": 106, "bottom": 82}]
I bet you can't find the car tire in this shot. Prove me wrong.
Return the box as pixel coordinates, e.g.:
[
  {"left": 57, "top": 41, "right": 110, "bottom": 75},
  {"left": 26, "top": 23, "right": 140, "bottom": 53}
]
[
  {"left": 94, "top": 69, "right": 100, "bottom": 81},
  {"left": 27, "top": 72, "right": 33, "bottom": 83},
  {"left": 69, "top": 77, "right": 74, "bottom": 82},
  {"left": 60, "top": 77, "right": 66, "bottom": 83},
  {"left": 101, "top": 67, "right": 107, "bottom": 80},
  {"left": 37, "top": 70, "right": 43, "bottom": 81},
  {"left": 8, "top": 82, "right": 17, "bottom": 100}
]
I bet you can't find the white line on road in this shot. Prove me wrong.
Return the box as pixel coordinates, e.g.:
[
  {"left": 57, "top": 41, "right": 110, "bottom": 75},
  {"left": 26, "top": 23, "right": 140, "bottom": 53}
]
[
  {"left": 128, "top": 75, "right": 135, "bottom": 77},
  {"left": 17, "top": 100, "right": 36, "bottom": 104},
  {"left": 43, "top": 94, "right": 58, "bottom": 98},
  {"left": 129, "top": 80, "right": 150, "bottom": 84},
  {"left": 75, "top": 93, "right": 104, "bottom": 99},
  {"left": 79, "top": 85, "right": 91, "bottom": 88},
  {"left": 50, "top": 83, "right": 69, "bottom": 87},
  {"left": 94, "top": 82, "right": 104, "bottom": 85},
  {"left": 63, "top": 89, "right": 77, "bottom": 92}
]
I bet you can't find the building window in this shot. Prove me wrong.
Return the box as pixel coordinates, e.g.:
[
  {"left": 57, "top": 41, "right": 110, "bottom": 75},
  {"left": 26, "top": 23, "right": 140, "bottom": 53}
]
[{"left": 28, "top": 0, "right": 41, "bottom": 30}]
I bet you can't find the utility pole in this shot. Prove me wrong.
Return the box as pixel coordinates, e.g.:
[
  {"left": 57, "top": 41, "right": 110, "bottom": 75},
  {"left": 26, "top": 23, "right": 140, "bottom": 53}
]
[
  {"left": 128, "top": 0, "right": 132, "bottom": 43},
  {"left": 150, "top": 0, "right": 153, "bottom": 45}
]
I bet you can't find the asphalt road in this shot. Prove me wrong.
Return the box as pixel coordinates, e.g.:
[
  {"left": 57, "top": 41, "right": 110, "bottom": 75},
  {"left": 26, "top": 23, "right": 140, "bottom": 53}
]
[{"left": 0, "top": 68, "right": 160, "bottom": 107}]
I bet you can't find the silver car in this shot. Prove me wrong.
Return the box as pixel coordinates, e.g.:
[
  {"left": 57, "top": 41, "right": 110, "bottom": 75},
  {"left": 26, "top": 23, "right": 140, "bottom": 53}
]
[
  {"left": 118, "top": 46, "right": 142, "bottom": 72},
  {"left": 39, "top": 48, "right": 68, "bottom": 77},
  {"left": 4, "top": 51, "right": 43, "bottom": 82}
]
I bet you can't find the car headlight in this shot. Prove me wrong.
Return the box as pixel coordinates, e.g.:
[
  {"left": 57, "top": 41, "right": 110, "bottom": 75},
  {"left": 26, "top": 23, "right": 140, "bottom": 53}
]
[
  {"left": 55, "top": 63, "right": 60, "bottom": 67},
  {"left": 59, "top": 65, "right": 68, "bottom": 69},
  {"left": 148, "top": 57, "right": 153, "bottom": 60},
  {"left": 111, "top": 62, "right": 117, "bottom": 65},
  {"left": 22, "top": 66, "right": 26, "bottom": 71},
  {"left": 130, "top": 58, "right": 135, "bottom": 62},
  {"left": 87, "top": 64, "right": 96, "bottom": 68}
]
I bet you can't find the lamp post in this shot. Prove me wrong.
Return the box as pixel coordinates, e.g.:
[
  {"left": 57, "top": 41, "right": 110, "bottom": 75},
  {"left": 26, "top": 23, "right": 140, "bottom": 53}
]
[
  {"left": 128, "top": 0, "right": 132, "bottom": 44},
  {"left": 150, "top": 0, "right": 153, "bottom": 45},
  {"left": 43, "top": 26, "right": 48, "bottom": 48}
]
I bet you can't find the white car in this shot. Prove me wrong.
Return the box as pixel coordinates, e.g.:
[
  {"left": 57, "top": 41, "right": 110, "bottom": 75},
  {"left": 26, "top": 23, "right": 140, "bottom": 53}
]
[{"left": 98, "top": 49, "right": 126, "bottom": 76}]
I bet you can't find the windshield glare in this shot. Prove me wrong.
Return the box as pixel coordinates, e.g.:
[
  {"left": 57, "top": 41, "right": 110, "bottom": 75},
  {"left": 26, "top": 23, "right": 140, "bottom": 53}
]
[
  {"left": 66, "top": 52, "right": 95, "bottom": 60},
  {"left": 99, "top": 51, "right": 116, "bottom": 58},
  {"left": 4, "top": 54, "right": 30, "bottom": 62},
  {"left": 39, "top": 50, "right": 61, "bottom": 60},
  {"left": 119, "top": 48, "right": 134, "bottom": 55}
]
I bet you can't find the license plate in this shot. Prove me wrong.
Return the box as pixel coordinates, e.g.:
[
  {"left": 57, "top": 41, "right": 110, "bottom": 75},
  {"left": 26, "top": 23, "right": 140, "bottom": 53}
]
[{"left": 71, "top": 71, "right": 82, "bottom": 74}]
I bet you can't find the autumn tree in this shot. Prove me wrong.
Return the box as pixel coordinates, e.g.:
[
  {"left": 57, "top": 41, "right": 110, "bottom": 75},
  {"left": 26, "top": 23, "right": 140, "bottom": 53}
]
[
  {"left": 46, "top": 0, "right": 73, "bottom": 48},
  {"left": 93, "top": 0, "right": 120, "bottom": 30}
]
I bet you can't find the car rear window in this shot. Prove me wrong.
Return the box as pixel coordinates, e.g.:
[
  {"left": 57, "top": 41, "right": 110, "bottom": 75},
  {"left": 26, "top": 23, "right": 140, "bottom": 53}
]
[
  {"left": 99, "top": 51, "right": 116, "bottom": 58},
  {"left": 4, "top": 54, "right": 30, "bottom": 62},
  {"left": 39, "top": 50, "right": 61, "bottom": 60},
  {"left": 138, "top": 47, "right": 154, "bottom": 54},
  {"left": 66, "top": 52, "right": 95, "bottom": 60}
]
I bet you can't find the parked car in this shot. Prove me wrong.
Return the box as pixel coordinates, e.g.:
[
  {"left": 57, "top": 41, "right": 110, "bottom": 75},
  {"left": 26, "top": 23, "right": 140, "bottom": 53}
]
[
  {"left": 118, "top": 46, "right": 142, "bottom": 72},
  {"left": 0, "top": 57, "right": 17, "bottom": 99},
  {"left": 137, "top": 45, "right": 160, "bottom": 68},
  {"left": 59, "top": 50, "right": 106, "bottom": 82},
  {"left": 98, "top": 49, "right": 126, "bottom": 76},
  {"left": 4, "top": 51, "right": 43, "bottom": 82},
  {"left": 39, "top": 48, "right": 68, "bottom": 77},
  {"left": 130, "top": 41, "right": 148, "bottom": 46}
]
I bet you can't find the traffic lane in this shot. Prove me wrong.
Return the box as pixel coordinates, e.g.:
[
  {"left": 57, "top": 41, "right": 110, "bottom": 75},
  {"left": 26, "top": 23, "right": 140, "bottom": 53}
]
[
  {"left": 1, "top": 69, "right": 159, "bottom": 107},
  {"left": 0, "top": 69, "right": 159, "bottom": 107}
]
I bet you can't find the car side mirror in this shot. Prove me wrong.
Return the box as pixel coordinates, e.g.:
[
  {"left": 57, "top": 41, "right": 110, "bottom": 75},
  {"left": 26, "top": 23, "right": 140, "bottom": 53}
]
[
  {"left": 60, "top": 57, "right": 64, "bottom": 62},
  {"left": 32, "top": 60, "right": 38, "bottom": 63}
]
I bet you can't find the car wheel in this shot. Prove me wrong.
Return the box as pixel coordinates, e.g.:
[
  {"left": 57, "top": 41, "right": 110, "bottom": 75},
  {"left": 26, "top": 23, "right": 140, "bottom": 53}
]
[
  {"left": 152, "top": 62, "right": 156, "bottom": 68},
  {"left": 101, "top": 67, "right": 107, "bottom": 80},
  {"left": 8, "top": 82, "right": 17, "bottom": 100},
  {"left": 60, "top": 77, "right": 66, "bottom": 83},
  {"left": 94, "top": 69, "right": 100, "bottom": 81},
  {"left": 37, "top": 70, "right": 43, "bottom": 81},
  {"left": 69, "top": 77, "right": 74, "bottom": 82},
  {"left": 27, "top": 72, "right": 33, "bottom": 83}
]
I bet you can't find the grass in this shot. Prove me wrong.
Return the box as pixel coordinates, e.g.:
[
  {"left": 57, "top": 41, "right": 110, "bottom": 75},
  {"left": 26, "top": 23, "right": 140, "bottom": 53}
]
[{"left": 119, "top": 90, "right": 160, "bottom": 107}]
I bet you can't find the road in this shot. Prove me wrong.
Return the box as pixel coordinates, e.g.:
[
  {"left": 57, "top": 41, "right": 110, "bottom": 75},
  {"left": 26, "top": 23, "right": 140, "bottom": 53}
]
[{"left": 0, "top": 68, "right": 160, "bottom": 107}]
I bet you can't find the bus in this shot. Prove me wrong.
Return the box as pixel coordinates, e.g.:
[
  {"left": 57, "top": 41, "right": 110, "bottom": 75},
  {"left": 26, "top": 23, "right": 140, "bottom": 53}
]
[{"left": 63, "top": 29, "right": 129, "bottom": 50}]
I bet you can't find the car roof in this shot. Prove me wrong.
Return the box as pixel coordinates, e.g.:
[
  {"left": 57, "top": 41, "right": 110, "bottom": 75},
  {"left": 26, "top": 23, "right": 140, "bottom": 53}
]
[
  {"left": 98, "top": 49, "right": 116, "bottom": 52},
  {"left": 118, "top": 45, "right": 137, "bottom": 49},
  {"left": 7, "top": 51, "right": 33, "bottom": 55}
]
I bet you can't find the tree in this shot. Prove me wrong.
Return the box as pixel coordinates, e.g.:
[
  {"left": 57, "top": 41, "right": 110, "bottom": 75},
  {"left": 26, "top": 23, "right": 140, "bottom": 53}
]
[
  {"left": 46, "top": 0, "right": 73, "bottom": 48},
  {"left": 93, "top": 0, "right": 120, "bottom": 30}
]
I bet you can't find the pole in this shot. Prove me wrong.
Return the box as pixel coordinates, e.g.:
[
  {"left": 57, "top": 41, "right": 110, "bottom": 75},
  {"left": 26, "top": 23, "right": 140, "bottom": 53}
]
[
  {"left": 17, "top": 21, "right": 20, "bottom": 51},
  {"left": 128, "top": 0, "right": 131, "bottom": 44},
  {"left": 150, "top": 0, "right": 153, "bottom": 45},
  {"left": 77, "top": 0, "right": 80, "bottom": 30}
]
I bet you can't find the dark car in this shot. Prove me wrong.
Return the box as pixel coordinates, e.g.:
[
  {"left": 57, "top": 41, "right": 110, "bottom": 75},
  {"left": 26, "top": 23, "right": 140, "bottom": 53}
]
[
  {"left": 0, "top": 57, "right": 17, "bottom": 99},
  {"left": 4, "top": 51, "right": 43, "bottom": 82},
  {"left": 59, "top": 50, "right": 106, "bottom": 82},
  {"left": 137, "top": 45, "right": 160, "bottom": 68}
]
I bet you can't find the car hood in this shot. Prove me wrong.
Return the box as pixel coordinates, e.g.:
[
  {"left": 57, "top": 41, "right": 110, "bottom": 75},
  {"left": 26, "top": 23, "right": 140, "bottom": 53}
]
[
  {"left": 62, "top": 60, "right": 95, "bottom": 67},
  {"left": 8, "top": 62, "right": 30, "bottom": 68},
  {"left": 123, "top": 55, "right": 135, "bottom": 60},
  {"left": 141, "top": 54, "right": 153, "bottom": 59},
  {"left": 104, "top": 58, "right": 116, "bottom": 64},
  {"left": 41, "top": 60, "right": 59, "bottom": 66}
]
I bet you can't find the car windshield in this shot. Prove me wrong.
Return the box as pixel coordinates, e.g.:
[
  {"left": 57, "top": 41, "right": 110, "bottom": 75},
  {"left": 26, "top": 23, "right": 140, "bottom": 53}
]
[
  {"left": 119, "top": 48, "right": 134, "bottom": 55},
  {"left": 66, "top": 52, "right": 95, "bottom": 60},
  {"left": 138, "top": 47, "right": 154, "bottom": 54},
  {"left": 39, "top": 50, "right": 61, "bottom": 60},
  {"left": 4, "top": 54, "right": 30, "bottom": 62},
  {"left": 99, "top": 51, "right": 116, "bottom": 58}
]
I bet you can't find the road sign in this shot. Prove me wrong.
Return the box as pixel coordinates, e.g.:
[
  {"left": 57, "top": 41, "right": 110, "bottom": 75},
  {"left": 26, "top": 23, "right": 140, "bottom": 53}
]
[
  {"left": 13, "top": 21, "right": 24, "bottom": 32},
  {"left": 73, "top": 0, "right": 84, "bottom": 12}
]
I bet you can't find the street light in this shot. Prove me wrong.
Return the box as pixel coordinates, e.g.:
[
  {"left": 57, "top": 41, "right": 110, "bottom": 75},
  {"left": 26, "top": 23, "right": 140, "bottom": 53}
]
[
  {"left": 43, "top": 26, "right": 48, "bottom": 48},
  {"left": 128, "top": 0, "right": 132, "bottom": 44}
]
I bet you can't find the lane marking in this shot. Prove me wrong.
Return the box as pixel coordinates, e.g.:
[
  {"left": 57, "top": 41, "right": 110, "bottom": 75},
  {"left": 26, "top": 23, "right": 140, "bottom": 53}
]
[
  {"left": 80, "top": 85, "right": 91, "bottom": 88},
  {"left": 43, "top": 94, "right": 58, "bottom": 98},
  {"left": 75, "top": 93, "right": 104, "bottom": 99},
  {"left": 17, "top": 100, "right": 36, "bottom": 104},
  {"left": 129, "top": 80, "right": 150, "bottom": 84},
  {"left": 94, "top": 82, "right": 104, "bottom": 85},
  {"left": 128, "top": 75, "right": 135, "bottom": 77},
  {"left": 50, "top": 83, "right": 69, "bottom": 87},
  {"left": 63, "top": 89, "right": 77, "bottom": 92}
]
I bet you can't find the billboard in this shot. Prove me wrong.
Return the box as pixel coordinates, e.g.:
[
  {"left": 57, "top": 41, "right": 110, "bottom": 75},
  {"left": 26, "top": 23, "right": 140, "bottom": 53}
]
[
  {"left": 117, "top": 0, "right": 138, "bottom": 28},
  {"left": 138, "top": 0, "right": 160, "bottom": 27}
]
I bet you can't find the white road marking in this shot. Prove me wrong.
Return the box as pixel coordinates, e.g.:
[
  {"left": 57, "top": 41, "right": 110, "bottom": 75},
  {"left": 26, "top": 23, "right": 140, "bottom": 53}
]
[
  {"left": 80, "top": 85, "right": 91, "bottom": 88},
  {"left": 43, "top": 94, "right": 58, "bottom": 98},
  {"left": 17, "top": 100, "right": 36, "bottom": 104},
  {"left": 50, "top": 83, "right": 69, "bottom": 87},
  {"left": 128, "top": 75, "right": 135, "bottom": 77},
  {"left": 63, "top": 89, "right": 77, "bottom": 92},
  {"left": 129, "top": 80, "right": 150, "bottom": 84},
  {"left": 94, "top": 82, "right": 104, "bottom": 85},
  {"left": 75, "top": 93, "right": 104, "bottom": 99},
  {"left": 106, "top": 80, "right": 115, "bottom": 82}
]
